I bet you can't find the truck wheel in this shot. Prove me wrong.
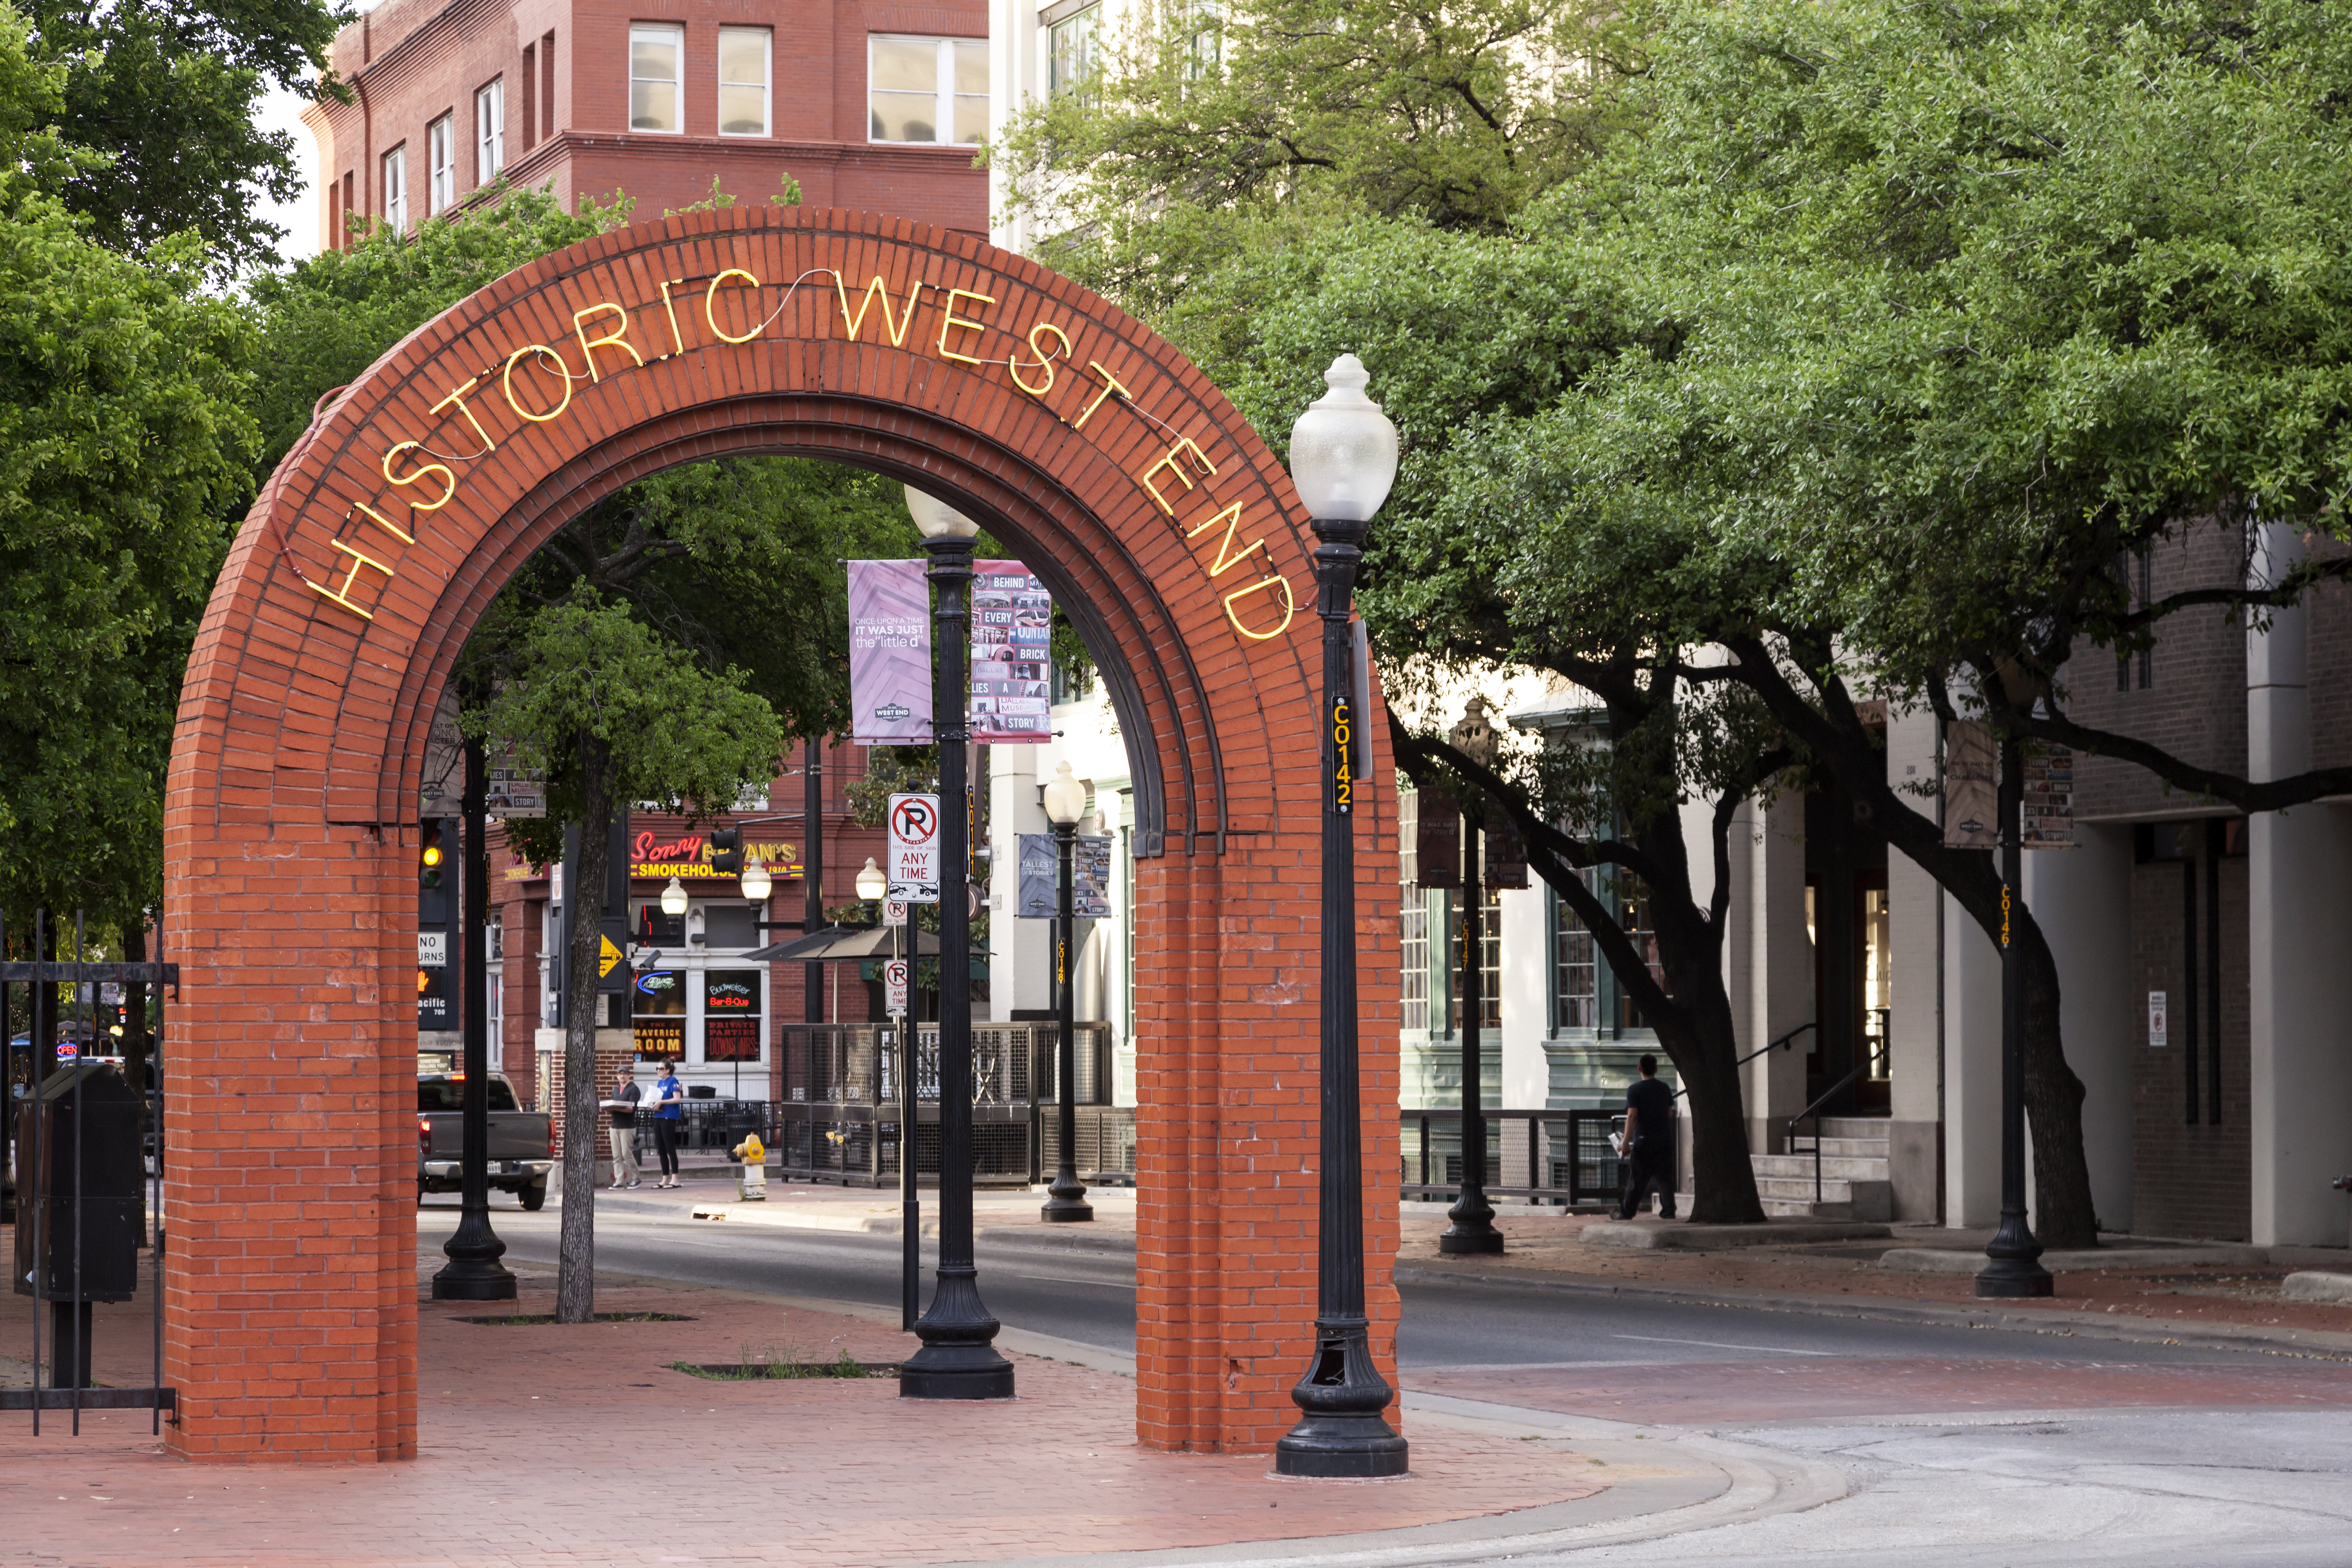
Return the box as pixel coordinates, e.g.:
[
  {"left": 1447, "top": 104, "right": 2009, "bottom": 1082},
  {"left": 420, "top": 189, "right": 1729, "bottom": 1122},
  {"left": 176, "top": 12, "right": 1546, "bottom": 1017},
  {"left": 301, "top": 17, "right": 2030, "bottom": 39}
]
[{"left": 519, "top": 1182, "right": 547, "bottom": 1211}]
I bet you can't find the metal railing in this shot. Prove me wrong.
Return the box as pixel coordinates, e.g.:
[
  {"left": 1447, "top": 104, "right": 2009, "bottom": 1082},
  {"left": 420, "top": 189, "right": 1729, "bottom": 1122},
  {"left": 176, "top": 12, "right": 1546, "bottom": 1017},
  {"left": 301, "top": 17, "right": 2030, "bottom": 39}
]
[
  {"left": 1400, "top": 1109, "right": 1629, "bottom": 1209},
  {"left": 1787, "top": 1035, "right": 1889, "bottom": 1204}
]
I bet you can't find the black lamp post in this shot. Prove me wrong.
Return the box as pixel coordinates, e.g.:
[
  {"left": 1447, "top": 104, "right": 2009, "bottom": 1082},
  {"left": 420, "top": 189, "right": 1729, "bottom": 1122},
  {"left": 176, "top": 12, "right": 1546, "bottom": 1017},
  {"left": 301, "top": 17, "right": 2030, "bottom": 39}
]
[
  {"left": 1977, "top": 732, "right": 2053, "bottom": 1298},
  {"left": 1439, "top": 701, "right": 1503, "bottom": 1255},
  {"left": 434, "top": 732, "right": 518, "bottom": 1300},
  {"left": 900, "top": 485, "right": 1016, "bottom": 1398},
  {"left": 1275, "top": 353, "right": 1409, "bottom": 1479},
  {"left": 1041, "top": 760, "right": 1094, "bottom": 1222}
]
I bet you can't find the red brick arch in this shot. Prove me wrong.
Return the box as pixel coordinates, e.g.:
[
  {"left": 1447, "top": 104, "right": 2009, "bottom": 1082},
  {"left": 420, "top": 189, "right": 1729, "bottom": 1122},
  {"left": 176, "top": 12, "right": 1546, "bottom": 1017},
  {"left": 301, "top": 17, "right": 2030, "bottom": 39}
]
[{"left": 163, "top": 207, "right": 1400, "bottom": 1462}]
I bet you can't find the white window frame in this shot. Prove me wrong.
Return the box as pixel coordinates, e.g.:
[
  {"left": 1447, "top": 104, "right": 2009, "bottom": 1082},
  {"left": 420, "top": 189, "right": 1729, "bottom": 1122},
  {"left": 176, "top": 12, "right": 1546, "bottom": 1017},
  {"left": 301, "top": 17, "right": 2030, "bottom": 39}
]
[
  {"left": 381, "top": 144, "right": 407, "bottom": 231},
  {"left": 476, "top": 78, "right": 505, "bottom": 183},
  {"left": 629, "top": 22, "right": 685, "bottom": 134},
  {"left": 427, "top": 113, "right": 455, "bottom": 216},
  {"left": 867, "top": 34, "right": 987, "bottom": 147},
  {"left": 717, "top": 25, "right": 772, "bottom": 138}
]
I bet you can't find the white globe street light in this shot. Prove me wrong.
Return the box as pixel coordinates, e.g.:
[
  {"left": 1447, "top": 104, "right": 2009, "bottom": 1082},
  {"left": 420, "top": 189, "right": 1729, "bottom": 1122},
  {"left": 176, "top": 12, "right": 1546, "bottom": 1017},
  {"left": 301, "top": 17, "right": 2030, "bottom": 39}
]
[
  {"left": 740, "top": 856, "right": 772, "bottom": 904},
  {"left": 1275, "top": 351, "right": 1407, "bottom": 1480},
  {"left": 659, "top": 876, "right": 689, "bottom": 918},
  {"left": 1286, "top": 353, "right": 1399, "bottom": 523},
  {"left": 904, "top": 485, "right": 980, "bottom": 540},
  {"left": 1041, "top": 760, "right": 1087, "bottom": 827},
  {"left": 855, "top": 855, "right": 889, "bottom": 903}
]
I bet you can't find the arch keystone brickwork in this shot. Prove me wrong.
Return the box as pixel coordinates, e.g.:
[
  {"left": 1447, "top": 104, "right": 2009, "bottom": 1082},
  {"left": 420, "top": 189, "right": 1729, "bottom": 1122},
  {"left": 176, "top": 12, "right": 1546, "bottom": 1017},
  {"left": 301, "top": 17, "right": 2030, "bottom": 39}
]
[{"left": 163, "top": 207, "right": 1400, "bottom": 1462}]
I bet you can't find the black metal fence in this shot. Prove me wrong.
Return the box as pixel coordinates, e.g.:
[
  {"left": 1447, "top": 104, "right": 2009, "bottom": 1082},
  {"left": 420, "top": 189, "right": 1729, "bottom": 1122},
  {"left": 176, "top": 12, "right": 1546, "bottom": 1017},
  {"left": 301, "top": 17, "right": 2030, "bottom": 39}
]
[
  {"left": 1400, "top": 1108, "right": 1626, "bottom": 1209},
  {"left": 3, "top": 910, "right": 178, "bottom": 1432},
  {"left": 649, "top": 1023, "right": 1134, "bottom": 1189}
]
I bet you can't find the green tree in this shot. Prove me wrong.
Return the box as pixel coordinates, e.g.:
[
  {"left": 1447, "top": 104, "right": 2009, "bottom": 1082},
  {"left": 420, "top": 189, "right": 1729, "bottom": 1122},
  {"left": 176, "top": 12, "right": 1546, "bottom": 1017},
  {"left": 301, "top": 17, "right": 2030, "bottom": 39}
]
[
  {"left": 472, "top": 600, "right": 784, "bottom": 1320},
  {"left": 0, "top": 1, "right": 260, "bottom": 1087},
  {"left": 20, "top": 0, "right": 346, "bottom": 274},
  {"left": 993, "top": 0, "right": 1638, "bottom": 316},
  {"left": 244, "top": 183, "right": 621, "bottom": 474},
  {"left": 1403, "top": 0, "right": 2352, "bottom": 1246}
]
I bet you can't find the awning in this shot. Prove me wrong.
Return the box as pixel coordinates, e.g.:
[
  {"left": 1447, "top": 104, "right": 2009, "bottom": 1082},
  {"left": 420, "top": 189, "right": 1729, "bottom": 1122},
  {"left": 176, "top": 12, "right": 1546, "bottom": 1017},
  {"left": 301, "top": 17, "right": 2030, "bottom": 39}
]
[{"left": 741, "top": 923, "right": 942, "bottom": 963}]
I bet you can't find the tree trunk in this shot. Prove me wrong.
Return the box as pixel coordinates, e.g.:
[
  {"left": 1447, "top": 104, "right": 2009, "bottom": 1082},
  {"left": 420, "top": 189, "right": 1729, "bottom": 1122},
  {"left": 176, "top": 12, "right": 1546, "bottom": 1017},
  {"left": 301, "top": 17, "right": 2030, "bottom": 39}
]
[
  {"left": 1653, "top": 979, "right": 1766, "bottom": 1224},
  {"left": 2019, "top": 923, "right": 2098, "bottom": 1248},
  {"left": 555, "top": 731, "right": 614, "bottom": 1324}
]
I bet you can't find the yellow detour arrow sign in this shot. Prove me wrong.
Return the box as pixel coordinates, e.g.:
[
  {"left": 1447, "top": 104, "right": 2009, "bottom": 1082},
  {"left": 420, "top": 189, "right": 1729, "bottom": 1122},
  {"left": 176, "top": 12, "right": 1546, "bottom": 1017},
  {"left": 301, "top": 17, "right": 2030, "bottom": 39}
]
[{"left": 600, "top": 934, "right": 623, "bottom": 977}]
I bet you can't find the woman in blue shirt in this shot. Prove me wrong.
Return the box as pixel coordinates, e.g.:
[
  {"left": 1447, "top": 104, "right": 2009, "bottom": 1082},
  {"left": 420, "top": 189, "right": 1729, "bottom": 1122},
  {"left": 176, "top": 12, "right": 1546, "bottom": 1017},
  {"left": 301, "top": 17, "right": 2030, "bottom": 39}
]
[{"left": 649, "top": 1059, "right": 686, "bottom": 1188}]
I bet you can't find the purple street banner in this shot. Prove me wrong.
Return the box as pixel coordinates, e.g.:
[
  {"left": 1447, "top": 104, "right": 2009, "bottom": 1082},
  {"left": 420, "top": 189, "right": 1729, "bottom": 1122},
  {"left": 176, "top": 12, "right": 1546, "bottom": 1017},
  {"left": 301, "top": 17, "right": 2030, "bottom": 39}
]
[
  {"left": 847, "top": 560, "right": 934, "bottom": 743},
  {"left": 970, "top": 560, "right": 1053, "bottom": 743}
]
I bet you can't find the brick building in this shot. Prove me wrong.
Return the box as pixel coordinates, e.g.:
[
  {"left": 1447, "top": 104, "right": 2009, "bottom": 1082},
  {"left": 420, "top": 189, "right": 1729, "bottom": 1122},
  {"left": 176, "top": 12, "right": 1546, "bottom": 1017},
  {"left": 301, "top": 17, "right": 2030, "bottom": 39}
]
[{"left": 305, "top": 0, "right": 989, "bottom": 250}]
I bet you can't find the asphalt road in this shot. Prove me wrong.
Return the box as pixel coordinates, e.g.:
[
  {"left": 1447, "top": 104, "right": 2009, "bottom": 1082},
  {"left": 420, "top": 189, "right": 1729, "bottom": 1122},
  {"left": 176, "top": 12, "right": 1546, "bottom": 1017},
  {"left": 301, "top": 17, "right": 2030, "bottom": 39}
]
[{"left": 418, "top": 1195, "right": 2256, "bottom": 1371}]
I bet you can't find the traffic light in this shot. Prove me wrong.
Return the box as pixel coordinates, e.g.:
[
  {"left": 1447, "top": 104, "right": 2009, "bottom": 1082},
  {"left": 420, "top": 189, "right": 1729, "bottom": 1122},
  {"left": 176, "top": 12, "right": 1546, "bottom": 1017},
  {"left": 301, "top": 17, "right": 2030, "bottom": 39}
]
[
  {"left": 420, "top": 821, "right": 446, "bottom": 888},
  {"left": 709, "top": 825, "right": 743, "bottom": 877}
]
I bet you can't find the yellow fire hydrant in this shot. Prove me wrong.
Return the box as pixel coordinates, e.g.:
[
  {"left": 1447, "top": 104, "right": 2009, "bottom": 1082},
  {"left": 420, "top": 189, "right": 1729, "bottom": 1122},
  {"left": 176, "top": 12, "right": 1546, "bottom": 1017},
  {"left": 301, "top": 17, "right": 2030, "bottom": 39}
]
[{"left": 730, "top": 1132, "right": 768, "bottom": 1201}]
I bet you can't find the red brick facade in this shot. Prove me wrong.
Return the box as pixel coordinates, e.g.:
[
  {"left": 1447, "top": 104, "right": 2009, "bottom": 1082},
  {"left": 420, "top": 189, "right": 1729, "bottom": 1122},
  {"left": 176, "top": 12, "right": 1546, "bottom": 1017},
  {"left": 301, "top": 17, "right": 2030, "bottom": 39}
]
[
  {"left": 307, "top": 0, "right": 989, "bottom": 252},
  {"left": 163, "top": 207, "right": 1402, "bottom": 1461}
]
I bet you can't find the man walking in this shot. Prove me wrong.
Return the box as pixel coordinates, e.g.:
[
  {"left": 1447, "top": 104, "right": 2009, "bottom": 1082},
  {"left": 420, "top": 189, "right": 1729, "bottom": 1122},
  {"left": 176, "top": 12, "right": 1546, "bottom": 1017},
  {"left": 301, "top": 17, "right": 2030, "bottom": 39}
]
[
  {"left": 605, "top": 1066, "right": 642, "bottom": 1190},
  {"left": 1617, "top": 1053, "right": 1679, "bottom": 1220}
]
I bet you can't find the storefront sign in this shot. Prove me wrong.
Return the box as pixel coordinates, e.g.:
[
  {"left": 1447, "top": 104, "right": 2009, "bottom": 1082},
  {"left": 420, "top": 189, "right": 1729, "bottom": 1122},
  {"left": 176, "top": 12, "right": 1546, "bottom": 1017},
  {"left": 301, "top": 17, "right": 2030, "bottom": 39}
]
[
  {"left": 629, "top": 828, "right": 799, "bottom": 881},
  {"left": 276, "top": 254, "right": 1300, "bottom": 649}
]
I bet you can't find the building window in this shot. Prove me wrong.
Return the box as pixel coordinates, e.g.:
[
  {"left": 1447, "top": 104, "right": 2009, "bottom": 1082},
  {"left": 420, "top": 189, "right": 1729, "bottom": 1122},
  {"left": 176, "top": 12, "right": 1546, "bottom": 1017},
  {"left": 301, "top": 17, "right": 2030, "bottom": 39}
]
[
  {"left": 869, "top": 36, "right": 987, "bottom": 145},
  {"left": 1617, "top": 883, "right": 1665, "bottom": 1030},
  {"left": 719, "top": 26, "right": 771, "bottom": 136},
  {"left": 630, "top": 23, "right": 683, "bottom": 133},
  {"left": 1399, "top": 782, "right": 1428, "bottom": 1034},
  {"left": 1553, "top": 887, "right": 1597, "bottom": 1031},
  {"left": 427, "top": 113, "right": 455, "bottom": 215},
  {"left": 381, "top": 144, "right": 407, "bottom": 231},
  {"left": 1049, "top": 5, "right": 1099, "bottom": 96},
  {"left": 477, "top": 79, "right": 505, "bottom": 181},
  {"left": 1450, "top": 890, "right": 1500, "bottom": 1033},
  {"left": 1181, "top": 0, "right": 1222, "bottom": 80}
]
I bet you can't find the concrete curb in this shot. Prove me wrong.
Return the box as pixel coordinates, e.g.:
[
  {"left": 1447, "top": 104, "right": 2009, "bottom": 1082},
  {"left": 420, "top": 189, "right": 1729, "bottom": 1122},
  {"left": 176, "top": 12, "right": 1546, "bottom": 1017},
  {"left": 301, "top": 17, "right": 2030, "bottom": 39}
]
[
  {"left": 1882, "top": 1243, "right": 2268, "bottom": 1274},
  {"left": 2284, "top": 1271, "right": 2352, "bottom": 1304},
  {"left": 1586, "top": 1218, "right": 1893, "bottom": 1250},
  {"left": 683, "top": 1200, "right": 1143, "bottom": 1254},
  {"left": 925, "top": 1398, "right": 1847, "bottom": 1568},
  {"left": 1395, "top": 1263, "right": 2352, "bottom": 1359}
]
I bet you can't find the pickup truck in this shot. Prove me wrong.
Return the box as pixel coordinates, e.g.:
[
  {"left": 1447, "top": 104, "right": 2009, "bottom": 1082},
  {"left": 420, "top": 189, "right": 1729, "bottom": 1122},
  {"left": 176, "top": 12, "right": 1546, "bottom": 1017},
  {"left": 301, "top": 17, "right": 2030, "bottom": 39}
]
[{"left": 418, "top": 1073, "right": 554, "bottom": 1210}]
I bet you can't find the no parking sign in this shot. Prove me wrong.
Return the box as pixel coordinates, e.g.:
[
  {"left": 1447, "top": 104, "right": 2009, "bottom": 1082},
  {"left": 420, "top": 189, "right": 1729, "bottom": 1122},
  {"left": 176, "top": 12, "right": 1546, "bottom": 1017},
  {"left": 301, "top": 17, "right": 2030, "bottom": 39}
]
[{"left": 884, "top": 958, "right": 910, "bottom": 1015}]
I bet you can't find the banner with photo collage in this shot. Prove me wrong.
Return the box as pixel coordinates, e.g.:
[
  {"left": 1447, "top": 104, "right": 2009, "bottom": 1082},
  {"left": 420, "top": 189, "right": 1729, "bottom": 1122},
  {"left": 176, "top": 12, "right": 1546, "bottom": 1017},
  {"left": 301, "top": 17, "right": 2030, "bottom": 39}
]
[{"left": 969, "top": 560, "right": 1053, "bottom": 743}]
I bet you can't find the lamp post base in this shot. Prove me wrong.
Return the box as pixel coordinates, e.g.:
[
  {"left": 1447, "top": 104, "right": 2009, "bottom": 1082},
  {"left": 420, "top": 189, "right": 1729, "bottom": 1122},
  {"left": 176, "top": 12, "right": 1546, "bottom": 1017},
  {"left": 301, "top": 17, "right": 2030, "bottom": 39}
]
[
  {"left": 1042, "top": 1173, "right": 1093, "bottom": 1223},
  {"left": 1974, "top": 1258, "right": 2055, "bottom": 1298},
  {"left": 1974, "top": 1216, "right": 2054, "bottom": 1298},
  {"left": 1277, "top": 1323, "right": 1409, "bottom": 1478},
  {"left": 1274, "top": 1415, "right": 1411, "bottom": 1478},
  {"left": 902, "top": 1266, "right": 1016, "bottom": 1400},
  {"left": 1438, "top": 1191, "right": 1504, "bottom": 1255},
  {"left": 432, "top": 1214, "right": 518, "bottom": 1301}
]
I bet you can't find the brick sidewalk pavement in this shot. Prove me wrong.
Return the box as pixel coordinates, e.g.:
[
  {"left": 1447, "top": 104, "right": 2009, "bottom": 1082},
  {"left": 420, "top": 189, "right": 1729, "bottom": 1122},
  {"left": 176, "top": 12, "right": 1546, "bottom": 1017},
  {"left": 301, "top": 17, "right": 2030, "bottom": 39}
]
[
  {"left": 1398, "top": 1214, "right": 2352, "bottom": 1343},
  {"left": 0, "top": 1258, "right": 1604, "bottom": 1568}
]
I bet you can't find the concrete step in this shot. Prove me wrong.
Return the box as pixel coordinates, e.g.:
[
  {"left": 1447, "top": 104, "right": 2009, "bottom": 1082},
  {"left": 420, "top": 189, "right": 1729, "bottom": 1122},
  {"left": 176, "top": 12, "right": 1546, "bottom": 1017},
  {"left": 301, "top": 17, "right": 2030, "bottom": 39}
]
[
  {"left": 1782, "top": 1135, "right": 1889, "bottom": 1159},
  {"left": 1815, "top": 1116, "right": 1894, "bottom": 1140},
  {"left": 1749, "top": 1153, "right": 1890, "bottom": 1181},
  {"left": 1754, "top": 1176, "right": 1891, "bottom": 1220}
]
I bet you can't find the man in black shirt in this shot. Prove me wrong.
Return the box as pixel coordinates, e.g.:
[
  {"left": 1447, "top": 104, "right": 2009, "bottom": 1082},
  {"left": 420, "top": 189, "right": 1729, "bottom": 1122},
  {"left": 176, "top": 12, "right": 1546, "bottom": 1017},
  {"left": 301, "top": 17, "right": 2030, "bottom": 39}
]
[{"left": 1618, "top": 1054, "right": 1679, "bottom": 1220}]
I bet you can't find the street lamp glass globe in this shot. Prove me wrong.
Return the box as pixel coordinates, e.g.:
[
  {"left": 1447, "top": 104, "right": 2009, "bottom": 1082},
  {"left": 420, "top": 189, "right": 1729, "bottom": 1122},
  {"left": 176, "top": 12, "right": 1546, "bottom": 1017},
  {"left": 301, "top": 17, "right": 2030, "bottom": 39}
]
[
  {"left": 659, "top": 876, "right": 689, "bottom": 917},
  {"left": 855, "top": 855, "right": 888, "bottom": 902},
  {"left": 903, "top": 485, "right": 980, "bottom": 540},
  {"left": 739, "top": 857, "right": 771, "bottom": 903},
  {"left": 1042, "top": 760, "right": 1087, "bottom": 826},
  {"left": 1287, "top": 353, "right": 1399, "bottom": 522}
]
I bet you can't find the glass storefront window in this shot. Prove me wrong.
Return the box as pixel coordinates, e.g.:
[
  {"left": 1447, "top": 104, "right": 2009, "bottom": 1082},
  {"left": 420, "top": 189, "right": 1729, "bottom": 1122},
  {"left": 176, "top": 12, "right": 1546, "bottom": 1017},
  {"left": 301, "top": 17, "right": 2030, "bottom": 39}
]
[{"left": 704, "top": 968, "right": 762, "bottom": 1062}]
